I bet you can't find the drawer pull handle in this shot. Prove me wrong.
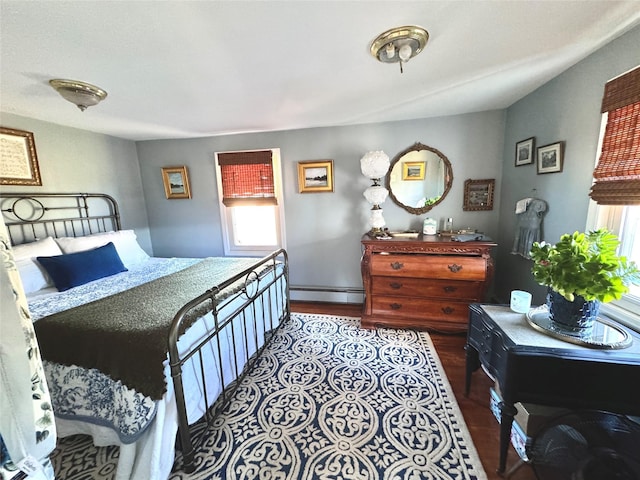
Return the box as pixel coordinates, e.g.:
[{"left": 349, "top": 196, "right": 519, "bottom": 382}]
[
  {"left": 442, "top": 306, "right": 455, "bottom": 315},
  {"left": 390, "top": 303, "right": 402, "bottom": 310},
  {"left": 443, "top": 286, "right": 457, "bottom": 293},
  {"left": 448, "top": 264, "right": 463, "bottom": 273},
  {"left": 390, "top": 262, "right": 404, "bottom": 270},
  {"left": 389, "top": 282, "right": 403, "bottom": 289}
]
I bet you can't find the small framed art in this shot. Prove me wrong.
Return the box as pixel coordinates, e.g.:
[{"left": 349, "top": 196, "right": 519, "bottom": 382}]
[
  {"left": 402, "top": 161, "right": 426, "bottom": 180},
  {"left": 0, "top": 127, "right": 42, "bottom": 186},
  {"left": 463, "top": 178, "right": 495, "bottom": 211},
  {"left": 537, "top": 142, "right": 564, "bottom": 174},
  {"left": 297, "top": 160, "right": 334, "bottom": 193},
  {"left": 515, "top": 137, "right": 535, "bottom": 166},
  {"left": 161, "top": 166, "right": 191, "bottom": 199}
]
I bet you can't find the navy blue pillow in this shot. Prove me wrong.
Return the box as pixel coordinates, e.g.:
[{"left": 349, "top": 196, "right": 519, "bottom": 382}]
[{"left": 37, "top": 242, "right": 128, "bottom": 292}]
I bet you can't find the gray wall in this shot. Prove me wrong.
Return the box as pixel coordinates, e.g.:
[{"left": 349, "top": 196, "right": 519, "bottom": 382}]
[
  {"left": 2, "top": 24, "right": 637, "bottom": 304},
  {"left": 136, "top": 110, "right": 506, "bottom": 300},
  {"left": 495, "top": 25, "right": 640, "bottom": 304},
  {"left": 0, "top": 113, "right": 152, "bottom": 253}
]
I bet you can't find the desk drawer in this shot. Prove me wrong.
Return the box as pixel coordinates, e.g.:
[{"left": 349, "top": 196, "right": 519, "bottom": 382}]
[
  {"left": 372, "top": 296, "right": 470, "bottom": 324},
  {"left": 469, "top": 316, "right": 508, "bottom": 381},
  {"left": 372, "top": 276, "right": 483, "bottom": 300},
  {"left": 371, "top": 254, "right": 487, "bottom": 280}
]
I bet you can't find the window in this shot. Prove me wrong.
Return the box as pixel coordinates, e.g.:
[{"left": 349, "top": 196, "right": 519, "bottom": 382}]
[
  {"left": 590, "top": 204, "right": 640, "bottom": 331},
  {"left": 215, "top": 149, "right": 286, "bottom": 256},
  {"left": 587, "top": 65, "right": 640, "bottom": 331}
]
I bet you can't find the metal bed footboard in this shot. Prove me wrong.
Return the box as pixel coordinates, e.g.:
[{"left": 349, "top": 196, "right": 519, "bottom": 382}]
[{"left": 168, "top": 248, "right": 290, "bottom": 473}]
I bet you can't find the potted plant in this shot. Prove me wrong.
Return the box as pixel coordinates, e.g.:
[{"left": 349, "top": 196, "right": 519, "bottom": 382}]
[{"left": 530, "top": 229, "right": 640, "bottom": 331}]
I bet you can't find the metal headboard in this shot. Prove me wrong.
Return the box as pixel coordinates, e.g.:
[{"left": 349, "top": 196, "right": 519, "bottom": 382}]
[{"left": 0, "top": 192, "right": 121, "bottom": 246}]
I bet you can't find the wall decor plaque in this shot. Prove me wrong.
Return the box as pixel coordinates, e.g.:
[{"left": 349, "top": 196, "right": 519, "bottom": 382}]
[{"left": 0, "top": 127, "right": 42, "bottom": 186}]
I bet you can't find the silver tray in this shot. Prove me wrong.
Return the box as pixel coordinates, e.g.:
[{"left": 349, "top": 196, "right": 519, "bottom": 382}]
[{"left": 526, "top": 305, "right": 632, "bottom": 349}]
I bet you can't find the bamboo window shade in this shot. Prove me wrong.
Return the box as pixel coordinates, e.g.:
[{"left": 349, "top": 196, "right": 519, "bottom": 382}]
[
  {"left": 218, "top": 150, "right": 277, "bottom": 206},
  {"left": 589, "top": 65, "right": 640, "bottom": 205}
]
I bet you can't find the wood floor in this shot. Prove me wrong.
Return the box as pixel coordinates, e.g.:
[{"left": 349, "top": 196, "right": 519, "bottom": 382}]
[{"left": 291, "top": 301, "right": 538, "bottom": 480}]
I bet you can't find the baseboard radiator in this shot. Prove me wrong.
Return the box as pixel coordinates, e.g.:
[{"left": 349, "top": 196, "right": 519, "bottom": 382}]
[{"left": 290, "top": 285, "right": 364, "bottom": 304}]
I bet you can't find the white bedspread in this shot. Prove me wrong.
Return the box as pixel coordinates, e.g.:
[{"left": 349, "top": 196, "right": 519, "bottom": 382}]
[{"left": 28, "top": 257, "right": 199, "bottom": 319}]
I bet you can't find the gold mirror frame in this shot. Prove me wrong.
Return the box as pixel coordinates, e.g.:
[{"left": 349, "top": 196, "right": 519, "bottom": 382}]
[{"left": 386, "top": 142, "right": 453, "bottom": 215}]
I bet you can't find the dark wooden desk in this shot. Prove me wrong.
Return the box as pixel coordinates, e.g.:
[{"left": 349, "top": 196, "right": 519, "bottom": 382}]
[{"left": 465, "top": 303, "right": 640, "bottom": 474}]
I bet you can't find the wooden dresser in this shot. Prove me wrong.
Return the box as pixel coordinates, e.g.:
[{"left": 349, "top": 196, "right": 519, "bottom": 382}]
[{"left": 361, "top": 234, "right": 496, "bottom": 332}]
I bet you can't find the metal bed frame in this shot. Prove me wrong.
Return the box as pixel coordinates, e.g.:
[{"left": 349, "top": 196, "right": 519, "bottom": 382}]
[
  {"left": 1, "top": 192, "right": 290, "bottom": 474},
  {"left": 0, "top": 192, "right": 121, "bottom": 245}
]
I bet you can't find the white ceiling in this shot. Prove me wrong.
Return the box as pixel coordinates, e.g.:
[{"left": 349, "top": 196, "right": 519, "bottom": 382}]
[{"left": 1, "top": 1, "right": 639, "bottom": 141}]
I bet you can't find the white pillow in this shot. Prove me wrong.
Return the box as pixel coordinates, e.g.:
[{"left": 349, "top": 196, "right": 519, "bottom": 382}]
[
  {"left": 12, "top": 237, "right": 63, "bottom": 294},
  {"left": 55, "top": 230, "right": 150, "bottom": 269}
]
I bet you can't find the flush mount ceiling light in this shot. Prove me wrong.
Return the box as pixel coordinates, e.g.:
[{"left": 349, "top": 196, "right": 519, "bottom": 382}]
[
  {"left": 370, "top": 25, "right": 429, "bottom": 73},
  {"left": 49, "top": 79, "right": 108, "bottom": 111}
]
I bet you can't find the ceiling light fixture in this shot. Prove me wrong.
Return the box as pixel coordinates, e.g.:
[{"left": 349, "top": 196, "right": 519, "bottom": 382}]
[
  {"left": 370, "top": 25, "right": 429, "bottom": 73},
  {"left": 49, "top": 79, "right": 108, "bottom": 111}
]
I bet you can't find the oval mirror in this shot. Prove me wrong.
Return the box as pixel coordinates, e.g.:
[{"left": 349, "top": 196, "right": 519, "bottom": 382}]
[{"left": 386, "top": 142, "right": 453, "bottom": 215}]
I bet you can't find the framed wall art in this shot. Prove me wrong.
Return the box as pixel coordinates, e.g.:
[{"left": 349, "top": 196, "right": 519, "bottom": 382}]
[
  {"left": 402, "top": 161, "right": 425, "bottom": 180},
  {"left": 297, "top": 160, "right": 334, "bottom": 193},
  {"left": 515, "top": 137, "right": 535, "bottom": 166},
  {"left": 161, "top": 166, "right": 191, "bottom": 199},
  {"left": 537, "top": 141, "right": 564, "bottom": 174},
  {"left": 0, "top": 127, "right": 42, "bottom": 186},
  {"left": 463, "top": 178, "right": 495, "bottom": 211}
]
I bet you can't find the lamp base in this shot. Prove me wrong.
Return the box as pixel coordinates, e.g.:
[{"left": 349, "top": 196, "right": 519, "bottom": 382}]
[{"left": 367, "top": 228, "right": 391, "bottom": 239}]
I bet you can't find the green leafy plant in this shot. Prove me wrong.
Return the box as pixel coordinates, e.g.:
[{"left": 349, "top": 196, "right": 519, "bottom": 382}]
[
  {"left": 530, "top": 229, "right": 640, "bottom": 303},
  {"left": 423, "top": 196, "right": 441, "bottom": 207}
]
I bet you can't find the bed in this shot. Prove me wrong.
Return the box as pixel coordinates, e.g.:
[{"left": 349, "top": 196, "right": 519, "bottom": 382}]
[{"left": 0, "top": 192, "right": 290, "bottom": 479}]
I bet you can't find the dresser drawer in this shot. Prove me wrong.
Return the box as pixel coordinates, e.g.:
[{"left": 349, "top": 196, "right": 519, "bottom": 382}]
[
  {"left": 371, "top": 254, "right": 487, "bottom": 280},
  {"left": 371, "top": 276, "right": 484, "bottom": 300},
  {"left": 372, "top": 295, "right": 470, "bottom": 324}
]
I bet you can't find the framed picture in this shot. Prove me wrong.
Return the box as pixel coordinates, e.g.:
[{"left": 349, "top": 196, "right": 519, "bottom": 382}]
[
  {"left": 161, "top": 166, "right": 191, "bottom": 199},
  {"left": 463, "top": 178, "right": 495, "bottom": 211},
  {"left": 402, "top": 161, "right": 425, "bottom": 180},
  {"left": 515, "top": 137, "right": 535, "bottom": 166},
  {"left": 537, "top": 142, "right": 564, "bottom": 174},
  {"left": 297, "top": 160, "right": 334, "bottom": 193},
  {"left": 0, "top": 127, "right": 42, "bottom": 186}
]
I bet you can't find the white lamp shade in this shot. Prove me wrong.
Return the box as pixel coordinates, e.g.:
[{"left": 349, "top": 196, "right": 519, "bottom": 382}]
[
  {"left": 360, "top": 151, "right": 390, "bottom": 179},
  {"left": 363, "top": 186, "right": 389, "bottom": 205},
  {"left": 369, "top": 209, "right": 386, "bottom": 229}
]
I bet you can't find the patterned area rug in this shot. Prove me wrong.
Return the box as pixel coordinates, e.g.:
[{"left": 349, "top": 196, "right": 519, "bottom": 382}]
[{"left": 51, "top": 313, "right": 487, "bottom": 479}]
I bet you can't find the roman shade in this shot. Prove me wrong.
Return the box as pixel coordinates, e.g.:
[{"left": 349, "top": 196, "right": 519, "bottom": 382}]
[
  {"left": 217, "top": 150, "right": 277, "bottom": 206},
  {"left": 589, "top": 66, "right": 640, "bottom": 205}
]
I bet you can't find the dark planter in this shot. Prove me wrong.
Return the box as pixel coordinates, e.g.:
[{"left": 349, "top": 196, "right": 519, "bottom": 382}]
[{"left": 546, "top": 289, "right": 600, "bottom": 333}]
